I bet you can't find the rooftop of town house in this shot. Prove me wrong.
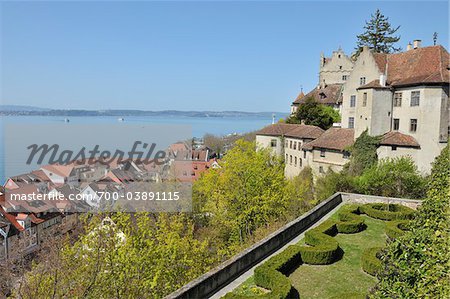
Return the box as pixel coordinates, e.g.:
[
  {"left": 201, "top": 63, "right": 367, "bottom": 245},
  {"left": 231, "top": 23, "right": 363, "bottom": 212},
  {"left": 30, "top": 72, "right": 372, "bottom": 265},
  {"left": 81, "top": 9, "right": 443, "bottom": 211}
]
[
  {"left": 256, "top": 123, "right": 302, "bottom": 137},
  {"left": 292, "top": 83, "right": 343, "bottom": 106},
  {"left": 372, "top": 45, "right": 449, "bottom": 87},
  {"left": 41, "top": 163, "right": 75, "bottom": 177},
  {"left": 357, "top": 79, "right": 391, "bottom": 90},
  {"left": 380, "top": 131, "right": 420, "bottom": 148},
  {"left": 284, "top": 124, "right": 325, "bottom": 140},
  {"left": 302, "top": 128, "right": 354, "bottom": 151}
]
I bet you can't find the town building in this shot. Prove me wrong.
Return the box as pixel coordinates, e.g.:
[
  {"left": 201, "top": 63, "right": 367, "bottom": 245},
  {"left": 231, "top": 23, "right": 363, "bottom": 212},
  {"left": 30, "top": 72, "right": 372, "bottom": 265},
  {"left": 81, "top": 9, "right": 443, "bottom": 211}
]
[{"left": 284, "top": 41, "right": 449, "bottom": 175}]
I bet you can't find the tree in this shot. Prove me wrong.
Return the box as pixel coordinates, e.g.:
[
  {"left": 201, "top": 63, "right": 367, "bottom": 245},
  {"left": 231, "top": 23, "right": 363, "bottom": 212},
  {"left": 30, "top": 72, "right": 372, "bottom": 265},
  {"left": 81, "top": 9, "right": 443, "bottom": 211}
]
[
  {"left": 371, "top": 144, "right": 450, "bottom": 298},
  {"left": 345, "top": 129, "right": 381, "bottom": 176},
  {"left": 194, "top": 140, "right": 288, "bottom": 254},
  {"left": 17, "top": 213, "right": 216, "bottom": 298},
  {"left": 314, "top": 169, "right": 356, "bottom": 202},
  {"left": 356, "top": 156, "right": 427, "bottom": 199},
  {"left": 286, "top": 97, "right": 340, "bottom": 130},
  {"left": 355, "top": 9, "right": 401, "bottom": 55},
  {"left": 283, "top": 167, "right": 316, "bottom": 219}
]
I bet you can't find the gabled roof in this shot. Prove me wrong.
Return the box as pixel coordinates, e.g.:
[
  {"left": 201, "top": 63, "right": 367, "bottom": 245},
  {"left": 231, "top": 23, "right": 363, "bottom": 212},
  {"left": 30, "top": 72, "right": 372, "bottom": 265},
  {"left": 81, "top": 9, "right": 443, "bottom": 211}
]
[
  {"left": 41, "top": 164, "right": 74, "bottom": 178},
  {"left": 293, "top": 83, "right": 343, "bottom": 105},
  {"left": 256, "top": 123, "right": 300, "bottom": 137},
  {"left": 380, "top": 131, "right": 420, "bottom": 148},
  {"left": 383, "top": 46, "right": 449, "bottom": 87},
  {"left": 358, "top": 79, "right": 391, "bottom": 90},
  {"left": 302, "top": 128, "right": 354, "bottom": 151},
  {"left": 284, "top": 125, "right": 324, "bottom": 139}
]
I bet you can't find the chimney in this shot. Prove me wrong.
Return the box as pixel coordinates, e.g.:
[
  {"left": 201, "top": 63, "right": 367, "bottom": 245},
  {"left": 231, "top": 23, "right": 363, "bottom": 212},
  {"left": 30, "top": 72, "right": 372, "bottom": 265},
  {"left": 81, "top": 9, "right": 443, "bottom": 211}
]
[
  {"left": 406, "top": 42, "right": 412, "bottom": 51},
  {"left": 379, "top": 74, "right": 387, "bottom": 87},
  {"left": 413, "top": 39, "right": 422, "bottom": 49}
]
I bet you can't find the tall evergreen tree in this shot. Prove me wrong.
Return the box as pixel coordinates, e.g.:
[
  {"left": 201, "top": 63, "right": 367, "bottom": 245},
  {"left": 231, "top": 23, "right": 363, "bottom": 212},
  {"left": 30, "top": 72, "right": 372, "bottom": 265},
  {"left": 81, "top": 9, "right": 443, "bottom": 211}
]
[{"left": 355, "top": 9, "right": 401, "bottom": 55}]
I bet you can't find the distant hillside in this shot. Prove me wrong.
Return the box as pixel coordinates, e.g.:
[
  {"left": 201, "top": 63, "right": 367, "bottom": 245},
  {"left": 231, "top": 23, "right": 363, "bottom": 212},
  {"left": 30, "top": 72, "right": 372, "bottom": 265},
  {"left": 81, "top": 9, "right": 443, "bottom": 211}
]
[
  {"left": 0, "top": 105, "right": 51, "bottom": 112},
  {"left": 0, "top": 105, "right": 286, "bottom": 118}
]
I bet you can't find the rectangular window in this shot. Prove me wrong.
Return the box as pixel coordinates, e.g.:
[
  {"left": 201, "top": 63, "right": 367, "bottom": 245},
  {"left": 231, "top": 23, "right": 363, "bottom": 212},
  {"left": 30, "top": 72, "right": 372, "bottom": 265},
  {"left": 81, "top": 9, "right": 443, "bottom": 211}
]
[
  {"left": 348, "top": 117, "right": 355, "bottom": 129},
  {"left": 343, "top": 151, "right": 350, "bottom": 159},
  {"left": 289, "top": 140, "right": 292, "bottom": 149},
  {"left": 342, "top": 75, "right": 347, "bottom": 81},
  {"left": 294, "top": 156, "right": 297, "bottom": 166},
  {"left": 319, "top": 166, "right": 324, "bottom": 174},
  {"left": 299, "top": 158, "right": 302, "bottom": 167},
  {"left": 391, "top": 146, "right": 397, "bottom": 151},
  {"left": 360, "top": 77, "right": 366, "bottom": 85},
  {"left": 271, "top": 139, "right": 277, "bottom": 147},
  {"left": 410, "top": 119, "right": 418, "bottom": 132},
  {"left": 290, "top": 155, "right": 292, "bottom": 165},
  {"left": 293, "top": 141, "right": 297, "bottom": 150},
  {"left": 362, "top": 93, "right": 367, "bottom": 107},
  {"left": 394, "top": 92, "right": 402, "bottom": 107},
  {"left": 303, "top": 151, "right": 306, "bottom": 158},
  {"left": 411, "top": 91, "right": 420, "bottom": 106},
  {"left": 350, "top": 95, "right": 356, "bottom": 107},
  {"left": 320, "top": 149, "right": 326, "bottom": 157},
  {"left": 393, "top": 118, "right": 400, "bottom": 130}
]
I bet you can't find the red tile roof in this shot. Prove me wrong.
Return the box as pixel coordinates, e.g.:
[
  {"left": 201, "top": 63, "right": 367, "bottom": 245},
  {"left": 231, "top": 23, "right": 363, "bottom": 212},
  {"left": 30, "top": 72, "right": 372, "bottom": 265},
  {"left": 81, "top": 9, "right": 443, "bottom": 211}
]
[
  {"left": 302, "top": 128, "right": 354, "bottom": 151},
  {"left": 284, "top": 125, "right": 324, "bottom": 139},
  {"left": 385, "top": 46, "right": 449, "bottom": 87},
  {"left": 358, "top": 79, "right": 391, "bottom": 90},
  {"left": 293, "top": 84, "right": 343, "bottom": 105},
  {"left": 380, "top": 131, "right": 420, "bottom": 148},
  {"left": 256, "top": 123, "right": 301, "bottom": 137},
  {"left": 41, "top": 164, "right": 74, "bottom": 178}
]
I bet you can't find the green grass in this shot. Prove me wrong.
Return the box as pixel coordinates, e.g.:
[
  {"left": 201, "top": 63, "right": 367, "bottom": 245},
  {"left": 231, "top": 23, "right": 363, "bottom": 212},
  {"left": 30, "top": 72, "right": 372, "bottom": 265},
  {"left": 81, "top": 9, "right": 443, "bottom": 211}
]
[
  {"left": 231, "top": 205, "right": 388, "bottom": 298},
  {"left": 289, "top": 214, "right": 386, "bottom": 298}
]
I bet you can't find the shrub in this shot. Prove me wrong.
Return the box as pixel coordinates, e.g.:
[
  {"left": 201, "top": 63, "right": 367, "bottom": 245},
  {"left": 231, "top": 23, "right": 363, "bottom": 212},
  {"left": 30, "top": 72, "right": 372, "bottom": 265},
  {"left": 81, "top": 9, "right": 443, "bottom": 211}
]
[
  {"left": 300, "top": 220, "right": 340, "bottom": 265},
  {"left": 385, "top": 220, "right": 410, "bottom": 239},
  {"left": 361, "top": 247, "right": 383, "bottom": 276},
  {"left": 360, "top": 203, "right": 414, "bottom": 220},
  {"left": 336, "top": 205, "right": 365, "bottom": 233}
]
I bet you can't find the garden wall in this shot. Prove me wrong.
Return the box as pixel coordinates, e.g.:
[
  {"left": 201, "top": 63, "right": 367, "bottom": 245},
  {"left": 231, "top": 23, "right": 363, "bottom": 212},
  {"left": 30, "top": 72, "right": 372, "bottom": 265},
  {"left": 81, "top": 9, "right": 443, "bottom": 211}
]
[{"left": 165, "top": 193, "right": 422, "bottom": 299}]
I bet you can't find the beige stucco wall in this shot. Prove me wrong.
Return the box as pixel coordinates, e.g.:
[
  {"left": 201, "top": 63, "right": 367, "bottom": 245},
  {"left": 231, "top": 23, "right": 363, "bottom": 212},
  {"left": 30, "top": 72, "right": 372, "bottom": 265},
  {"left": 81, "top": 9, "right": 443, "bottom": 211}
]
[
  {"left": 341, "top": 48, "right": 382, "bottom": 132},
  {"left": 391, "top": 85, "right": 448, "bottom": 173},
  {"left": 355, "top": 88, "right": 392, "bottom": 137},
  {"left": 256, "top": 135, "right": 284, "bottom": 156},
  {"left": 377, "top": 145, "right": 419, "bottom": 164},
  {"left": 319, "top": 49, "right": 354, "bottom": 85},
  {"left": 284, "top": 137, "right": 307, "bottom": 178}
]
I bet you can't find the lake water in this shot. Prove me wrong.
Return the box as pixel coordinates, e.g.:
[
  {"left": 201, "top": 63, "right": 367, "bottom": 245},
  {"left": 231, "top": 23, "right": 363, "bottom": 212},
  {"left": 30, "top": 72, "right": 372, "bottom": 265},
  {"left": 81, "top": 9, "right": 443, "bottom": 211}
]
[{"left": 0, "top": 115, "right": 282, "bottom": 183}]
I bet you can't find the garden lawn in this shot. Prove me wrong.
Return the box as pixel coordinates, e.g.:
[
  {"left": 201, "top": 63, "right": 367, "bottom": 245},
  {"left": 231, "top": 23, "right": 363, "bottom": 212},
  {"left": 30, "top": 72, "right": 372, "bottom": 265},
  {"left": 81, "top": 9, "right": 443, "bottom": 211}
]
[
  {"left": 231, "top": 206, "right": 388, "bottom": 298},
  {"left": 289, "top": 214, "right": 386, "bottom": 298}
]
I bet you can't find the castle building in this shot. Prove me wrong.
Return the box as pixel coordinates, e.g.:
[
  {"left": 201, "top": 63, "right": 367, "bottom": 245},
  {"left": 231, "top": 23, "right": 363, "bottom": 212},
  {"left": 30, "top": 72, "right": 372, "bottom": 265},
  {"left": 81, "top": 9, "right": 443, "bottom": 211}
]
[
  {"left": 291, "top": 48, "right": 353, "bottom": 117},
  {"left": 340, "top": 42, "right": 449, "bottom": 173},
  {"left": 260, "top": 41, "right": 449, "bottom": 177}
]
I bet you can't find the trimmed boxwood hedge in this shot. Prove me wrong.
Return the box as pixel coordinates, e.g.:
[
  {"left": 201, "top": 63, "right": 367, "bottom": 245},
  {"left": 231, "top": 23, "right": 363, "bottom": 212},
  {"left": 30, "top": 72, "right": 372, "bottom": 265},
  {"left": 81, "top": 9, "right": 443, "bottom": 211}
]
[
  {"left": 361, "top": 246, "right": 383, "bottom": 276},
  {"left": 226, "top": 203, "right": 414, "bottom": 298},
  {"left": 335, "top": 205, "right": 366, "bottom": 234},
  {"left": 360, "top": 203, "right": 414, "bottom": 221},
  {"left": 385, "top": 220, "right": 410, "bottom": 239}
]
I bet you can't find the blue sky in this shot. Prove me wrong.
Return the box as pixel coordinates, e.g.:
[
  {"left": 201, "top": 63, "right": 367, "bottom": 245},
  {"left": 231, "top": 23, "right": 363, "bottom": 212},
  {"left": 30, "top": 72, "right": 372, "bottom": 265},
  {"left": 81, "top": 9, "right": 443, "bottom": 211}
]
[{"left": 1, "top": 1, "right": 448, "bottom": 112}]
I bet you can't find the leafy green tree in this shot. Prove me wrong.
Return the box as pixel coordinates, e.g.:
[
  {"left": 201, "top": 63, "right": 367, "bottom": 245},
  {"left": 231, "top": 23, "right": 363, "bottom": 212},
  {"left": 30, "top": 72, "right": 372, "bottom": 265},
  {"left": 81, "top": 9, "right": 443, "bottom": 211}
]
[
  {"left": 355, "top": 9, "right": 401, "bottom": 55},
  {"left": 314, "top": 170, "right": 356, "bottom": 202},
  {"left": 356, "top": 156, "right": 427, "bottom": 199},
  {"left": 286, "top": 97, "right": 339, "bottom": 130},
  {"left": 345, "top": 129, "right": 381, "bottom": 176},
  {"left": 372, "top": 144, "right": 450, "bottom": 298},
  {"left": 283, "top": 167, "right": 315, "bottom": 219},
  {"left": 17, "top": 213, "right": 216, "bottom": 298},
  {"left": 194, "top": 140, "right": 288, "bottom": 254}
]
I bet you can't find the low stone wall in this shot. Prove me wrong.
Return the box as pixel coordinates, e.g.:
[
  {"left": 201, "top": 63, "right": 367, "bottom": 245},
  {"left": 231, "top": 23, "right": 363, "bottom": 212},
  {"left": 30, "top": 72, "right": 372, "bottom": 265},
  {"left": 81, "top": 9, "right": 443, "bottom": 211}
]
[
  {"left": 165, "top": 192, "right": 422, "bottom": 299},
  {"left": 165, "top": 193, "right": 343, "bottom": 299},
  {"left": 341, "top": 192, "right": 422, "bottom": 209}
]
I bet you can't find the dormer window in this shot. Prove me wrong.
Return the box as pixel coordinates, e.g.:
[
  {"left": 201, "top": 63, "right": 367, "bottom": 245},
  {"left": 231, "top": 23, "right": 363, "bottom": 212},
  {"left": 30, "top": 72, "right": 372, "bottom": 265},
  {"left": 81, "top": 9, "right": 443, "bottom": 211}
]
[
  {"left": 360, "top": 77, "right": 366, "bottom": 85},
  {"left": 319, "top": 92, "right": 326, "bottom": 99}
]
